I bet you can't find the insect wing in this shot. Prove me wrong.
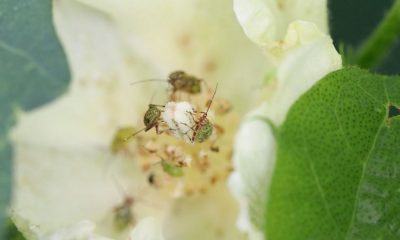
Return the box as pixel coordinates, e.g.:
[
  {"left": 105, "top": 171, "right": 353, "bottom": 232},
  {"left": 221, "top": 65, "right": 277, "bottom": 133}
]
[{"left": 114, "top": 203, "right": 133, "bottom": 230}]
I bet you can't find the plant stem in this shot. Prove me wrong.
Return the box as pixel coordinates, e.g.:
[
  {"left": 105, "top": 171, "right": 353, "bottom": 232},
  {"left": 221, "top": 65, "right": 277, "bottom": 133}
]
[{"left": 355, "top": 0, "right": 400, "bottom": 69}]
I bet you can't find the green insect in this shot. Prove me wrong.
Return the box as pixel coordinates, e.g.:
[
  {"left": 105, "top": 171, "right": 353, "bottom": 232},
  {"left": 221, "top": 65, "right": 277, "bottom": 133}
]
[
  {"left": 192, "top": 119, "right": 213, "bottom": 143},
  {"left": 190, "top": 84, "right": 218, "bottom": 143},
  {"left": 143, "top": 104, "right": 163, "bottom": 132},
  {"left": 125, "top": 104, "right": 164, "bottom": 141},
  {"left": 130, "top": 70, "right": 206, "bottom": 99},
  {"left": 168, "top": 70, "right": 202, "bottom": 95},
  {"left": 113, "top": 197, "right": 134, "bottom": 231}
]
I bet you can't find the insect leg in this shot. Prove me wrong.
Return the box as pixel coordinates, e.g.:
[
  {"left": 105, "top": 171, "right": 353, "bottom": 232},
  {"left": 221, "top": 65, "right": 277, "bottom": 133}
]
[
  {"left": 155, "top": 124, "right": 161, "bottom": 135},
  {"left": 185, "top": 110, "right": 198, "bottom": 124},
  {"left": 179, "top": 122, "right": 196, "bottom": 131}
]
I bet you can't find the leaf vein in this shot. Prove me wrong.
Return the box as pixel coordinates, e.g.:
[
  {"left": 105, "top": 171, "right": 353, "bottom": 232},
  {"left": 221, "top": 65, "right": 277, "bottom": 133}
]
[
  {"left": 301, "top": 103, "right": 340, "bottom": 236},
  {"left": 333, "top": 86, "right": 353, "bottom": 151}
]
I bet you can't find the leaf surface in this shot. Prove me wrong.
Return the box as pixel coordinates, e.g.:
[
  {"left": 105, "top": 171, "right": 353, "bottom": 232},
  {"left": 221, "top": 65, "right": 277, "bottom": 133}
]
[{"left": 267, "top": 67, "right": 400, "bottom": 240}]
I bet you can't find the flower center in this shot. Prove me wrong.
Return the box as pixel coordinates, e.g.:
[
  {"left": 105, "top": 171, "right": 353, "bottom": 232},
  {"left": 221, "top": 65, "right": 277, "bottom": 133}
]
[{"left": 111, "top": 90, "right": 238, "bottom": 197}]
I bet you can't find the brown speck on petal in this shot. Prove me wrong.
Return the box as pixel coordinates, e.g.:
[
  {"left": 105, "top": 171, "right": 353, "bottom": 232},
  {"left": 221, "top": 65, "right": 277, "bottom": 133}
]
[
  {"left": 177, "top": 34, "right": 192, "bottom": 48},
  {"left": 210, "top": 174, "right": 219, "bottom": 185},
  {"left": 203, "top": 59, "right": 218, "bottom": 73}
]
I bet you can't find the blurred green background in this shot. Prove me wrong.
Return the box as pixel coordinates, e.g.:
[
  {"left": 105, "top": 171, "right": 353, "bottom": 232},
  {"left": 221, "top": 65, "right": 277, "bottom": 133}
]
[{"left": 329, "top": 0, "right": 400, "bottom": 74}]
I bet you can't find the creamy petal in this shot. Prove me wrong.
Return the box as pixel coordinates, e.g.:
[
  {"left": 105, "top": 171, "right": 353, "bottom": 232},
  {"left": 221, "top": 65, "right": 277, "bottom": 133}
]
[
  {"left": 10, "top": 139, "right": 172, "bottom": 238},
  {"left": 234, "top": 0, "right": 328, "bottom": 47},
  {"left": 76, "top": 0, "right": 268, "bottom": 111},
  {"left": 12, "top": 0, "right": 158, "bottom": 150},
  {"left": 233, "top": 1, "right": 342, "bottom": 124},
  {"left": 11, "top": 0, "right": 274, "bottom": 239},
  {"left": 229, "top": 104, "right": 276, "bottom": 239},
  {"left": 10, "top": 1, "right": 171, "bottom": 238},
  {"left": 268, "top": 21, "right": 342, "bottom": 124},
  {"left": 228, "top": 173, "right": 263, "bottom": 240},
  {"left": 44, "top": 220, "right": 112, "bottom": 240},
  {"left": 231, "top": 1, "right": 342, "bottom": 238},
  {"left": 130, "top": 217, "right": 164, "bottom": 240},
  {"left": 230, "top": 30, "right": 340, "bottom": 240},
  {"left": 163, "top": 184, "right": 246, "bottom": 240}
]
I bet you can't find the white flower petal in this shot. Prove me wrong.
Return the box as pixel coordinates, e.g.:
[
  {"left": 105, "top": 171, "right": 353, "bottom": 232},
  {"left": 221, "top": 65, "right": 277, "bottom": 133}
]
[
  {"left": 44, "top": 220, "right": 112, "bottom": 240},
  {"left": 233, "top": 1, "right": 342, "bottom": 124},
  {"left": 234, "top": 0, "right": 328, "bottom": 47},
  {"left": 231, "top": 1, "right": 342, "bottom": 238},
  {"left": 130, "top": 217, "right": 164, "bottom": 240},
  {"left": 76, "top": 0, "right": 269, "bottom": 111},
  {"left": 233, "top": 0, "right": 277, "bottom": 46},
  {"left": 228, "top": 105, "right": 276, "bottom": 239},
  {"left": 268, "top": 21, "right": 342, "bottom": 124},
  {"left": 11, "top": 0, "right": 275, "bottom": 239},
  {"left": 10, "top": 1, "right": 172, "bottom": 238},
  {"left": 12, "top": 0, "right": 157, "bottom": 150},
  {"left": 163, "top": 184, "right": 247, "bottom": 240},
  {"left": 11, "top": 216, "right": 113, "bottom": 240},
  {"left": 10, "top": 138, "right": 167, "bottom": 238},
  {"left": 228, "top": 173, "right": 252, "bottom": 233},
  {"left": 228, "top": 173, "right": 264, "bottom": 240}
]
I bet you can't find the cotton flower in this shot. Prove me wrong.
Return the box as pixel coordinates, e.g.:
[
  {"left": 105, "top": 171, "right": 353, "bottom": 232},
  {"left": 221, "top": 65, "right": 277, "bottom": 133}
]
[
  {"left": 9, "top": 0, "right": 343, "bottom": 239},
  {"left": 9, "top": 0, "right": 268, "bottom": 239},
  {"left": 229, "top": 0, "right": 342, "bottom": 239}
]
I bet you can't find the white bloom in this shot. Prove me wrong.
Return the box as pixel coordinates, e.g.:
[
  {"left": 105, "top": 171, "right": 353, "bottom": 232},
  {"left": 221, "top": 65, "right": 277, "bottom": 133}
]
[
  {"left": 16, "top": 218, "right": 165, "bottom": 240},
  {"left": 9, "top": 0, "right": 342, "bottom": 239},
  {"left": 234, "top": 0, "right": 328, "bottom": 62},
  {"left": 130, "top": 218, "right": 164, "bottom": 240},
  {"left": 229, "top": 0, "right": 342, "bottom": 239},
  {"left": 10, "top": 0, "right": 266, "bottom": 239},
  {"left": 44, "top": 221, "right": 111, "bottom": 240}
]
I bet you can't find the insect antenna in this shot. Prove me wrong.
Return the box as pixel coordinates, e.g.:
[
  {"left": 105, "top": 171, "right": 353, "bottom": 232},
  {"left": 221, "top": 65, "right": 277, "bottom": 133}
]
[
  {"left": 148, "top": 90, "right": 158, "bottom": 104},
  {"left": 205, "top": 83, "right": 219, "bottom": 114},
  {"left": 124, "top": 127, "right": 146, "bottom": 141},
  {"left": 130, "top": 79, "right": 168, "bottom": 86}
]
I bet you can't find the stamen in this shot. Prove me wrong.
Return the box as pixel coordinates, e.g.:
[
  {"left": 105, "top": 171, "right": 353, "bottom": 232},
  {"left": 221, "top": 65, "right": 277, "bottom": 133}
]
[{"left": 110, "top": 87, "right": 239, "bottom": 197}]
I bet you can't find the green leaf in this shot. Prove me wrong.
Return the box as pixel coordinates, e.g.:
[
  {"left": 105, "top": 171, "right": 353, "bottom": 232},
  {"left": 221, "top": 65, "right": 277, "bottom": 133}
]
[
  {"left": 4, "top": 219, "right": 26, "bottom": 240},
  {"left": 0, "top": 0, "right": 70, "bottom": 237},
  {"left": 266, "top": 67, "right": 400, "bottom": 239}
]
